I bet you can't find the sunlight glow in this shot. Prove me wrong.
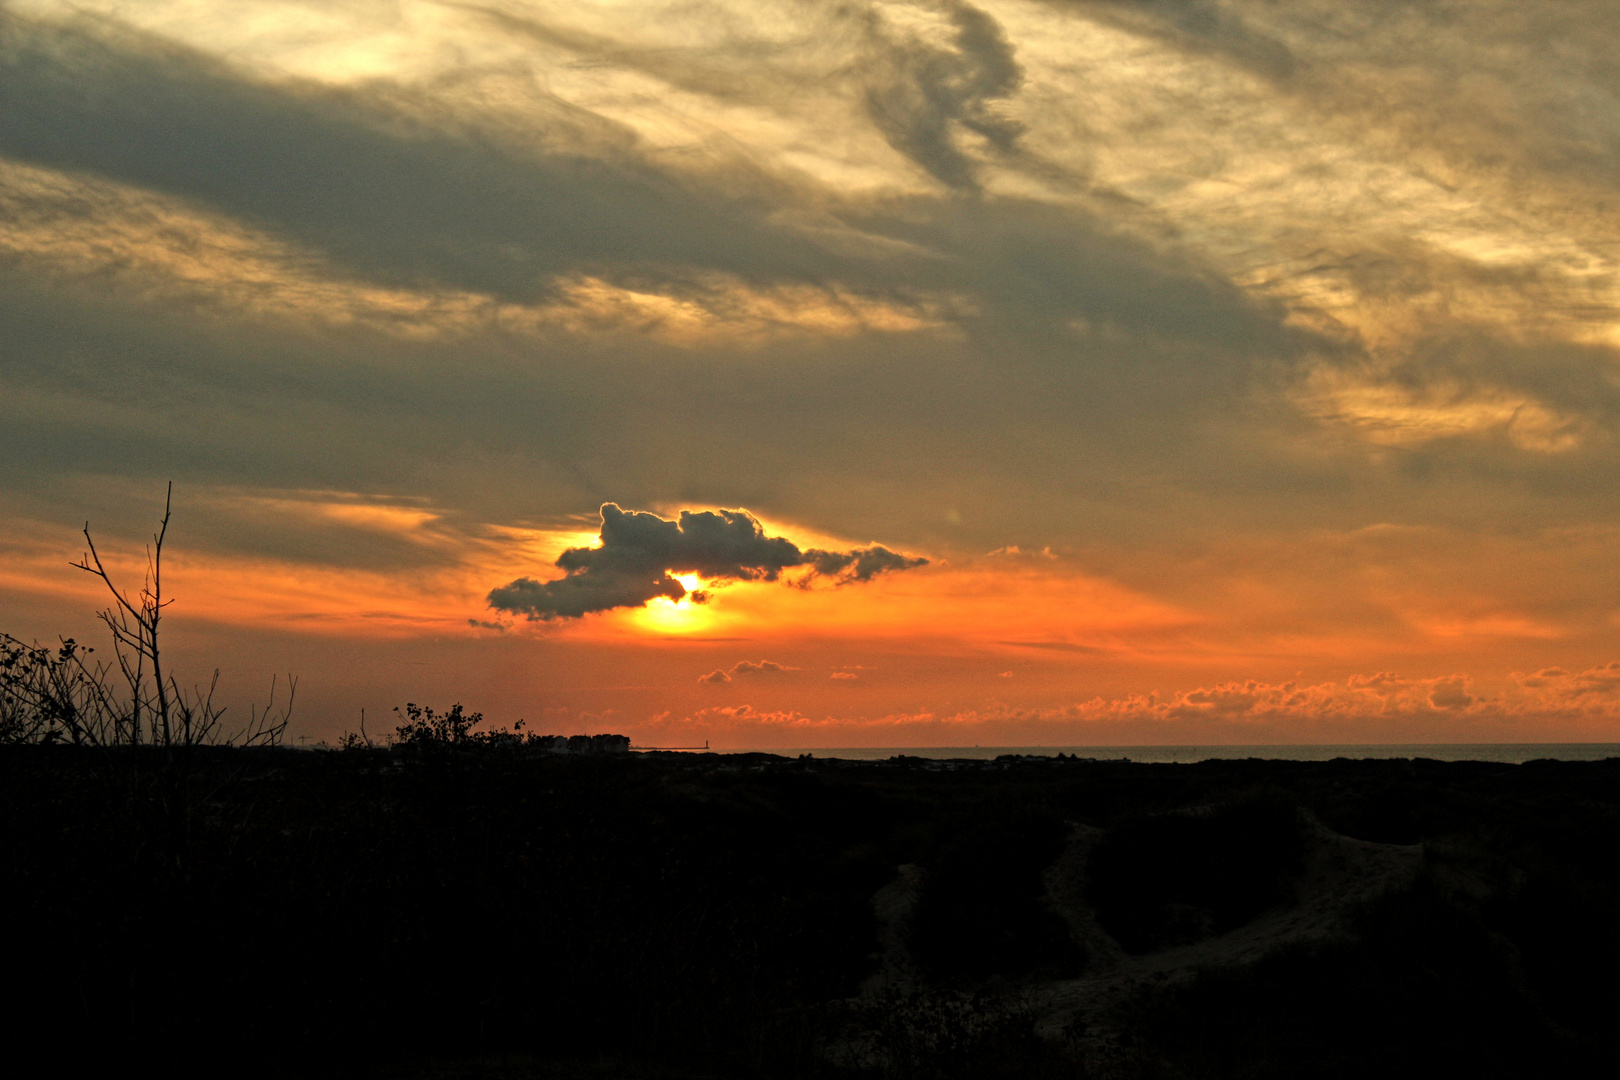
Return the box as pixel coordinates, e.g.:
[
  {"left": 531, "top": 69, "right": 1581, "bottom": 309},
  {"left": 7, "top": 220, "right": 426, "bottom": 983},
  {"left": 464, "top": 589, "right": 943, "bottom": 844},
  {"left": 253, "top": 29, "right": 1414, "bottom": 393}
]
[{"left": 627, "top": 574, "right": 715, "bottom": 635}]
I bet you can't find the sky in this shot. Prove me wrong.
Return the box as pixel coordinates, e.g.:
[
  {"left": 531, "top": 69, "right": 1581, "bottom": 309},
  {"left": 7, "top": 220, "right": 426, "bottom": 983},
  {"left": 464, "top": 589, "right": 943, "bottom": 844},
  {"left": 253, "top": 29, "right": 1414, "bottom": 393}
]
[{"left": 5, "top": 0, "right": 1620, "bottom": 747}]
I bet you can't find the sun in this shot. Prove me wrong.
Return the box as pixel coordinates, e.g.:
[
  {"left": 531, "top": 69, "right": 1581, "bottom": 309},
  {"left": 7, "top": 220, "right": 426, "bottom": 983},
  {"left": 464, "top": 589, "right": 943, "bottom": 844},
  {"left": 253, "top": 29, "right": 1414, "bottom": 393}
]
[{"left": 628, "top": 573, "right": 716, "bottom": 635}]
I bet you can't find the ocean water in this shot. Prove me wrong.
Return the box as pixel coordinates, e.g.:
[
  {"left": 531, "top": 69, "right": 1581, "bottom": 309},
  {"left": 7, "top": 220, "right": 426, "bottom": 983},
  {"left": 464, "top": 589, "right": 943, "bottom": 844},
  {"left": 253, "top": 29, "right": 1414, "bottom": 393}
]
[{"left": 728, "top": 744, "right": 1620, "bottom": 764}]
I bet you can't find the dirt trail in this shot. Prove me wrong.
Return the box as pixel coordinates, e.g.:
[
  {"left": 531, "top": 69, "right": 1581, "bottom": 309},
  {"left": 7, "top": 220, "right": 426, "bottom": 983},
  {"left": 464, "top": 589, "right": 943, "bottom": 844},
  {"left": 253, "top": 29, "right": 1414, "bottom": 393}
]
[
  {"left": 855, "top": 810, "right": 1423, "bottom": 1072},
  {"left": 860, "top": 862, "right": 927, "bottom": 999},
  {"left": 1032, "top": 815, "right": 1423, "bottom": 1041}
]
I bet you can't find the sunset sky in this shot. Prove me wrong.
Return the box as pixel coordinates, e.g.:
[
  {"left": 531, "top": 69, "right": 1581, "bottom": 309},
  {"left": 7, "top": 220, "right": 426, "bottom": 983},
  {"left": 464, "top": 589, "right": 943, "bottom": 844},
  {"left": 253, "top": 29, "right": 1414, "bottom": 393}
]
[{"left": 6, "top": 0, "right": 1620, "bottom": 746}]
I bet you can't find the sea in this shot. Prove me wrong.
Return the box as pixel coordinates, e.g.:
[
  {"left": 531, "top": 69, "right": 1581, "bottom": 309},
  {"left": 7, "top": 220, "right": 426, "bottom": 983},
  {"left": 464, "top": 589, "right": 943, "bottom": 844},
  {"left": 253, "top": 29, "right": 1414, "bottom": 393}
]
[{"left": 725, "top": 744, "right": 1620, "bottom": 764}]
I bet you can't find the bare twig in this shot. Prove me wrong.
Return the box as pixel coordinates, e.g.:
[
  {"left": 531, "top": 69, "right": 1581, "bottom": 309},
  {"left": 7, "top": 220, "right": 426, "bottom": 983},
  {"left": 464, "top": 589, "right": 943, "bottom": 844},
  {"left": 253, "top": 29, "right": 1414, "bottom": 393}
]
[{"left": 1, "top": 484, "right": 294, "bottom": 751}]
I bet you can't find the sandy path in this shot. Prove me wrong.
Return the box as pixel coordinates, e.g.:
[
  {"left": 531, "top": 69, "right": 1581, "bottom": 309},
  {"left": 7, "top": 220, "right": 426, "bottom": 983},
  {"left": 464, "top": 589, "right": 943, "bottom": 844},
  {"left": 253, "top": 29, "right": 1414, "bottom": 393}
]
[
  {"left": 1032, "top": 815, "right": 1423, "bottom": 1046},
  {"left": 857, "top": 812, "right": 1423, "bottom": 1048}
]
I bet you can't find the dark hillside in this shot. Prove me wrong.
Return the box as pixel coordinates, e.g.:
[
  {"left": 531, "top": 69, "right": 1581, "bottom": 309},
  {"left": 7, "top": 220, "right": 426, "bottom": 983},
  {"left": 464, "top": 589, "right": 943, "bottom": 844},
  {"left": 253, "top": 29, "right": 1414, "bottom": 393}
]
[{"left": 2, "top": 748, "right": 1619, "bottom": 1078}]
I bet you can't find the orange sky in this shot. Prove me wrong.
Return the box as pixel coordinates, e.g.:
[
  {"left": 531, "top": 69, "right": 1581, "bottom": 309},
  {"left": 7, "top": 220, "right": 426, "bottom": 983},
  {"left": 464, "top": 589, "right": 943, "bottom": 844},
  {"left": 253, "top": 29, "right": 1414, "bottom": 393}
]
[
  {"left": 6, "top": 494, "right": 1620, "bottom": 746},
  {"left": 5, "top": 1, "right": 1620, "bottom": 746}
]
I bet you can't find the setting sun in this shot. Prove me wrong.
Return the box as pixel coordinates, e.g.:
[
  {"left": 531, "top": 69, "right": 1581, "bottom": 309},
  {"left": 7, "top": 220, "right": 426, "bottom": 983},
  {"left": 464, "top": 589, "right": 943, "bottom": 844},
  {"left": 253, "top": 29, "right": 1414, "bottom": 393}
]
[{"left": 627, "top": 574, "right": 714, "bottom": 635}]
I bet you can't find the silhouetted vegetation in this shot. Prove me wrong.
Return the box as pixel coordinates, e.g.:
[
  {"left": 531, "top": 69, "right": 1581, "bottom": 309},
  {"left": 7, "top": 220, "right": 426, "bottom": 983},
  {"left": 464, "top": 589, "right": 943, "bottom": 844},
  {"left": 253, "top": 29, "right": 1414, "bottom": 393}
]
[
  {"left": 1107, "top": 870, "right": 1605, "bottom": 1079},
  {"left": 1086, "top": 798, "right": 1305, "bottom": 952},
  {"left": 1, "top": 485, "right": 292, "bottom": 749},
  {"left": 821, "top": 991, "right": 1067, "bottom": 1080},
  {"left": 909, "top": 812, "right": 1083, "bottom": 982},
  {"left": 2, "top": 487, "right": 293, "bottom": 885},
  {"left": 4, "top": 749, "right": 1620, "bottom": 1078},
  {"left": 384, "top": 702, "right": 630, "bottom": 755}
]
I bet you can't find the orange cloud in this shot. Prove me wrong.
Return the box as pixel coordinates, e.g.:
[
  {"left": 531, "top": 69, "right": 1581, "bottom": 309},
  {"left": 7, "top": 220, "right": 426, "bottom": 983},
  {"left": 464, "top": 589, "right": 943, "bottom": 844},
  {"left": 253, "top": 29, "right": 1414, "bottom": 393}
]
[
  {"left": 1514, "top": 662, "right": 1620, "bottom": 703},
  {"left": 636, "top": 663, "right": 1620, "bottom": 748},
  {"left": 698, "top": 659, "right": 797, "bottom": 684}
]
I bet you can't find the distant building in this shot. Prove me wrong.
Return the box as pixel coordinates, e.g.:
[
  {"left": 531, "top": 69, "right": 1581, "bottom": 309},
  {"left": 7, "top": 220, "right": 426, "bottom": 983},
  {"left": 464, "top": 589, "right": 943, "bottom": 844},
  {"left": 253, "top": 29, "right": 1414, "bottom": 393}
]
[{"left": 535, "top": 733, "right": 629, "bottom": 754}]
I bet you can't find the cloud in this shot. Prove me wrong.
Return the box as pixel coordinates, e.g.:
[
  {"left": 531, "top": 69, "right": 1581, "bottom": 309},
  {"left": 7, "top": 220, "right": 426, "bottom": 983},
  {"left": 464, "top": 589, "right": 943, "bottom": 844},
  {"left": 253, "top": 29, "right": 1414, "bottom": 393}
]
[
  {"left": 1061, "top": 0, "right": 1298, "bottom": 84},
  {"left": 861, "top": 0, "right": 1026, "bottom": 190},
  {"left": 698, "top": 659, "right": 797, "bottom": 684},
  {"left": 1514, "top": 662, "right": 1620, "bottom": 701},
  {"left": 665, "top": 668, "right": 1524, "bottom": 730},
  {"left": 1513, "top": 667, "right": 1567, "bottom": 689},
  {"left": 803, "top": 544, "right": 928, "bottom": 584},
  {"left": 623, "top": 654, "right": 1620, "bottom": 749},
  {"left": 488, "top": 503, "right": 927, "bottom": 620},
  {"left": 0, "top": 8, "right": 1337, "bottom": 548},
  {"left": 999, "top": 640, "right": 1104, "bottom": 653},
  {"left": 1427, "top": 676, "right": 1474, "bottom": 710},
  {"left": 733, "top": 659, "right": 795, "bottom": 676},
  {"left": 831, "top": 671, "right": 859, "bottom": 680},
  {"left": 642, "top": 670, "right": 1489, "bottom": 742},
  {"left": 0, "top": 6, "right": 1330, "bottom": 573}
]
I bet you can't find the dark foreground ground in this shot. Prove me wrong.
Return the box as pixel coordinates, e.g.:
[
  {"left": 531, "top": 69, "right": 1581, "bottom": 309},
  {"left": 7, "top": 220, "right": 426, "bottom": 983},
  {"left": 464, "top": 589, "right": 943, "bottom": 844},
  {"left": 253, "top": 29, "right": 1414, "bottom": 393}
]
[{"left": 4, "top": 744, "right": 1619, "bottom": 1078}]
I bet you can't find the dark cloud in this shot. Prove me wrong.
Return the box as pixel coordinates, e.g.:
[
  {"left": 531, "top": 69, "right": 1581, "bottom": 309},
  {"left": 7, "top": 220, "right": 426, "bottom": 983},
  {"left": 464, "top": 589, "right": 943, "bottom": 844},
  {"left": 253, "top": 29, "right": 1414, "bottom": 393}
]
[
  {"left": 698, "top": 659, "right": 796, "bottom": 684},
  {"left": 804, "top": 545, "right": 928, "bottom": 584},
  {"left": 562, "top": 503, "right": 802, "bottom": 581},
  {"left": 33, "top": 14, "right": 1263, "bottom": 329},
  {"left": 862, "top": 0, "right": 1025, "bottom": 190},
  {"left": 1428, "top": 676, "right": 1474, "bottom": 710},
  {"left": 998, "top": 640, "right": 1105, "bottom": 653},
  {"left": 487, "top": 504, "right": 926, "bottom": 620},
  {"left": 468, "top": 0, "right": 1029, "bottom": 193},
  {"left": 486, "top": 568, "right": 683, "bottom": 622},
  {"left": 0, "top": 11, "right": 1299, "bottom": 359},
  {"left": 0, "top": 13, "right": 844, "bottom": 305},
  {"left": 733, "top": 659, "right": 795, "bottom": 676},
  {"left": 1069, "top": 0, "right": 1620, "bottom": 198},
  {"left": 1062, "top": 0, "right": 1299, "bottom": 83}
]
